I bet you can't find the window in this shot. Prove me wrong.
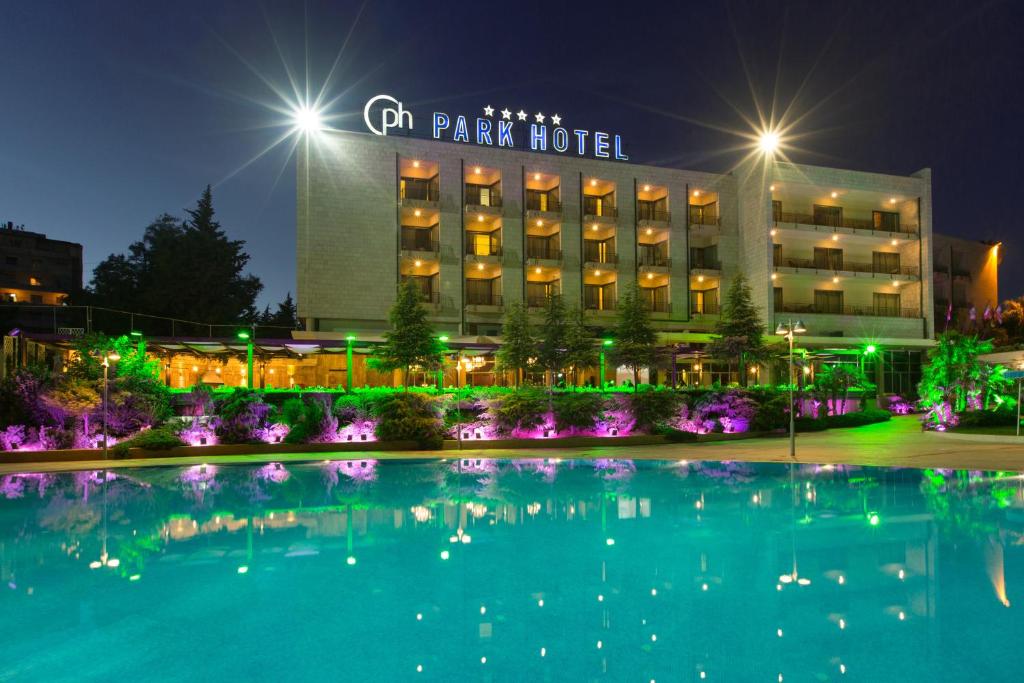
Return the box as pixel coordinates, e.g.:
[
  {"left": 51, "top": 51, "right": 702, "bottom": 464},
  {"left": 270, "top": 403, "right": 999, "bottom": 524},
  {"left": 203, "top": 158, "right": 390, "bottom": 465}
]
[
  {"left": 584, "top": 239, "right": 615, "bottom": 263},
  {"left": 30, "top": 295, "right": 42, "bottom": 304},
  {"left": 638, "top": 197, "right": 668, "bottom": 221},
  {"left": 400, "top": 175, "right": 439, "bottom": 202},
  {"left": 640, "top": 243, "right": 669, "bottom": 267},
  {"left": 772, "top": 244, "right": 782, "bottom": 266},
  {"left": 689, "top": 201, "right": 719, "bottom": 225},
  {"left": 4, "top": 293, "right": 16, "bottom": 302},
  {"left": 584, "top": 283, "right": 616, "bottom": 310},
  {"left": 772, "top": 200, "right": 782, "bottom": 222},
  {"left": 773, "top": 287, "right": 784, "bottom": 310},
  {"left": 813, "top": 247, "right": 843, "bottom": 270},
  {"left": 872, "top": 211, "right": 900, "bottom": 231},
  {"left": 401, "top": 225, "right": 437, "bottom": 251},
  {"left": 466, "top": 277, "right": 500, "bottom": 305},
  {"left": 29, "top": 277, "right": 41, "bottom": 286},
  {"left": 642, "top": 285, "right": 669, "bottom": 312},
  {"left": 4, "top": 256, "right": 16, "bottom": 265},
  {"left": 584, "top": 193, "right": 615, "bottom": 217},
  {"left": 690, "top": 288, "right": 719, "bottom": 314},
  {"left": 690, "top": 245, "right": 719, "bottom": 269},
  {"left": 527, "top": 235, "right": 559, "bottom": 260},
  {"left": 813, "top": 204, "right": 843, "bottom": 227},
  {"left": 872, "top": 251, "right": 900, "bottom": 274},
  {"left": 466, "top": 182, "right": 501, "bottom": 207},
  {"left": 468, "top": 231, "right": 500, "bottom": 256},
  {"left": 873, "top": 292, "right": 900, "bottom": 317},
  {"left": 401, "top": 274, "right": 438, "bottom": 303},
  {"left": 526, "top": 187, "right": 559, "bottom": 212},
  {"left": 814, "top": 290, "right": 843, "bottom": 314},
  {"left": 882, "top": 350, "right": 923, "bottom": 397},
  {"left": 527, "top": 280, "right": 560, "bottom": 307}
]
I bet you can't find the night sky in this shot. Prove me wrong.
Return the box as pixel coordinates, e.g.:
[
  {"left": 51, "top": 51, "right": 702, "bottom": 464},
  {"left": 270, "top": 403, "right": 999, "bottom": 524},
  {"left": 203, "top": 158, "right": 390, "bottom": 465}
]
[{"left": 2, "top": 0, "right": 1022, "bottom": 309}]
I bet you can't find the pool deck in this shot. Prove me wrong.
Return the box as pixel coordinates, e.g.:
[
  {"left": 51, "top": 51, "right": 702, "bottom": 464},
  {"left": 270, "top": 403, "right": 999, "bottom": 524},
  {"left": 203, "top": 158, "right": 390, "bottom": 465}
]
[{"left": 2, "top": 416, "right": 1023, "bottom": 474}]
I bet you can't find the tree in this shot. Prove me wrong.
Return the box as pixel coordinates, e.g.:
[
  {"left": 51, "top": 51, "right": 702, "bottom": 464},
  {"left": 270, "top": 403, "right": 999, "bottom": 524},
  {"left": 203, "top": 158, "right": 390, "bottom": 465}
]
[
  {"left": 918, "top": 331, "right": 1008, "bottom": 416},
  {"left": 368, "top": 280, "right": 444, "bottom": 391},
  {"left": 611, "top": 283, "right": 657, "bottom": 392},
  {"left": 259, "top": 292, "right": 300, "bottom": 331},
  {"left": 564, "top": 306, "right": 598, "bottom": 388},
  {"left": 706, "top": 272, "right": 768, "bottom": 386},
  {"left": 88, "top": 187, "right": 263, "bottom": 326},
  {"left": 535, "top": 295, "right": 568, "bottom": 387},
  {"left": 497, "top": 302, "right": 536, "bottom": 388},
  {"left": 812, "top": 364, "right": 875, "bottom": 416}
]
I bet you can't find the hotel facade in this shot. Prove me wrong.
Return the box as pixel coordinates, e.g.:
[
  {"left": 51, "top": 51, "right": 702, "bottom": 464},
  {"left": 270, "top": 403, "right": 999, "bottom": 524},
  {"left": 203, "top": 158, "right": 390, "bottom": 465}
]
[{"left": 296, "top": 106, "right": 934, "bottom": 392}]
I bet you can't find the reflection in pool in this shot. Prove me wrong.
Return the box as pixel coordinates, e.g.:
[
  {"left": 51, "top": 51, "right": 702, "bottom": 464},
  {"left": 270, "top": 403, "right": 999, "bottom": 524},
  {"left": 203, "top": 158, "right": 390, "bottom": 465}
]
[{"left": 1, "top": 459, "right": 1022, "bottom": 681}]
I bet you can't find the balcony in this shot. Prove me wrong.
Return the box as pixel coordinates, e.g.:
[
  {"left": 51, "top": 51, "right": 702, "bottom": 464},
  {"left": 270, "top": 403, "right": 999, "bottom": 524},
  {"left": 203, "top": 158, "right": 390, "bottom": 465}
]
[
  {"left": 690, "top": 260, "right": 722, "bottom": 272},
  {"left": 774, "top": 211, "right": 919, "bottom": 237},
  {"left": 465, "top": 292, "right": 503, "bottom": 312},
  {"left": 773, "top": 257, "right": 919, "bottom": 279},
  {"left": 776, "top": 301, "right": 921, "bottom": 319},
  {"left": 527, "top": 293, "right": 559, "bottom": 309},
  {"left": 400, "top": 231, "right": 440, "bottom": 256},
  {"left": 465, "top": 239, "right": 503, "bottom": 258},
  {"left": 526, "top": 244, "right": 562, "bottom": 263},
  {"left": 584, "top": 297, "right": 616, "bottom": 312},
  {"left": 688, "top": 206, "right": 720, "bottom": 227},
  {"left": 637, "top": 205, "right": 670, "bottom": 225},
  {"left": 583, "top": 197, "right": 617, "bottom": 222},
  {"left": 642, "top": 299, "right": 671, "bottom": 313},
  {"left": 689, "top": 302, "right": 720, "bottom": 316},
  {"left": 525, "top": 196, "right": 561, "bottom": 213},
  {"left": 638, "top": 251, "right": 671, "bottom": 270},
  {"left": 400, "top": 176, "right": 439, "bottom": 208}
]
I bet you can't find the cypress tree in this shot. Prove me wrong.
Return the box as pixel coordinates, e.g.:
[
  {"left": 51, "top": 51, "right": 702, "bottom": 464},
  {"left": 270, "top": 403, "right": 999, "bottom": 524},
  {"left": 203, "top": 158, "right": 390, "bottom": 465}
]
[
  {"left": 611, "top": 283, "right": 657, "bottom": 392},
  {"left": 369, "top": 280, "right": 444, "bottom": 390},
  {"left": 497, "top": 302, "right": 536, "bottom": 388},
  {"left": 706, "top": 272, "right": 768, "bottom": 386},
  {"left": 563, "top": 305, "right": 598, "bottom": 388}
]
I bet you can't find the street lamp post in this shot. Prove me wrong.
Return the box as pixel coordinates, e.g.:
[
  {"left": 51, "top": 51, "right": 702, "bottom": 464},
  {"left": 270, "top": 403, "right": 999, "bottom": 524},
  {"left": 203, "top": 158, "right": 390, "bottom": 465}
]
[
  {"left": 238, "top": 326, "right": 255, "bottom": 389},
  {"left": 599, "top": 339, "right": 613, "bottom": 390},
  {"left": 775, "top": 319, "right": 807, "bottom": 458},
  {"left": 345, "top": 335, "right": 355, "bottom": 392}
]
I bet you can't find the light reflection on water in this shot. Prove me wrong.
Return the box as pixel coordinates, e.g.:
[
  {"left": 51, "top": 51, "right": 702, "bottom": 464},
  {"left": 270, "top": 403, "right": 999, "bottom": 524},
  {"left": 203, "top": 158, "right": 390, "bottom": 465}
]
[{"left": 1, "top": 459, "right": 1022, "bottom": 682}]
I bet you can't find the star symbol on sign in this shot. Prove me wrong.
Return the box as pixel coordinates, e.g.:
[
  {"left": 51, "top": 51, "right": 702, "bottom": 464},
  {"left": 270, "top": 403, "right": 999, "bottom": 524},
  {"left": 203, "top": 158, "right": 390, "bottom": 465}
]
[
  {"left": 483, "top": 105, "right": 494, "bottom": 117},
  {"left": 500, "top": 108, "right": 511, "bottom": 120},
  {"left": 516, "top": 110, "right": 528, "bottom": 121},
  {"left": 550, "top": 114, "right": 562, "bottom": 126},
  {"left": 535, "top": 112, "right": 545, "bottom": 123}
]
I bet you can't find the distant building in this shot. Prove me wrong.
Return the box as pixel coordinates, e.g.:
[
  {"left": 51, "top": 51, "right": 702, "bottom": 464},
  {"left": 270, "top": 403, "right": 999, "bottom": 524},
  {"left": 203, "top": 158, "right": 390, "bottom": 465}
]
[
  {"left": 931, "top": 233, "right": 1000, "bottom": 329},
  {"left": 0, "top": 221, "right": 83, "bottom": 305}
]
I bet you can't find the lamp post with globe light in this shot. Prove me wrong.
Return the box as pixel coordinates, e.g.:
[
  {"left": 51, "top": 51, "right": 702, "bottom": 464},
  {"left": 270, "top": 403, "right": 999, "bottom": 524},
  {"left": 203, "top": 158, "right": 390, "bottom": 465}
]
[
  {"left": 101, "top": 352, "right": 120, "bottom": 459},
  {"left": 775, "top": 320, "right": 806, "bottom": 458}
]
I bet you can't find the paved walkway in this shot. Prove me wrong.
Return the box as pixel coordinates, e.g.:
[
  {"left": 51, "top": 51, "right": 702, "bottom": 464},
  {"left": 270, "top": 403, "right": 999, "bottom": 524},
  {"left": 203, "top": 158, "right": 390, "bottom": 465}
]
[{"left": 3, "top": 417, "right": 1023, "bottom": 474}]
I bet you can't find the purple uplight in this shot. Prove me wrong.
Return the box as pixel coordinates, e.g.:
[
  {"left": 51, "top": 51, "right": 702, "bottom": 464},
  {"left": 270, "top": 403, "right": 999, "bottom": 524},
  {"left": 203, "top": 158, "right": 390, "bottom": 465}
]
[
  {"left": 336, "top": 420, "right": 378, "bottom": 443},
  {"left": 257, "top": 423, "right": 290, "bottom": 444},
  {"left": 179, "top": 421, "right": 219, "bottom": 447}
]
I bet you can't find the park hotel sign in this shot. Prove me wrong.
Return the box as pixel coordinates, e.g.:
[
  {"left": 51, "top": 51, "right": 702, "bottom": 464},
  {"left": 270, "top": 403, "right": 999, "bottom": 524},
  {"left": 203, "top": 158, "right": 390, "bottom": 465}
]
[{"left": 363, "top": 94, "right": 628, "bottom": 161}]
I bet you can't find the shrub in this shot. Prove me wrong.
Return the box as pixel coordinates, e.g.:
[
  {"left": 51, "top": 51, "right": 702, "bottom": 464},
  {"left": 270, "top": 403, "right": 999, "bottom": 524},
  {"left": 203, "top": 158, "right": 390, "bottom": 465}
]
[
  {"left": 552, "top": 392, "right": 605, "bottom": 433},
  {"left": 745, "top": 387, "right": 789, "bottom": 431},
  {"left": 657, "top": 426, "right": 700, "bottom": 442},
  {"left": 693, "top": 390, "right": 759, "bottom": 433},
  {"left": 333, "top": 392, "right": 373, "bottom": 426},
  {"left": 372, "top": 392, "right": 443, "bottom": 448},
  {"left": 952, "top": 408, "right": 1017, "bottom": 429},
  {"left": 184, "top": 383, "right": 216, "bottom": 416},
  {"left": 827, "top": 408, "right": 891, "bottom": 428},
  {"left": 0, "top": 367, "right": 52, "bottom": 428},
  {"left": 491, "top": 390, "right": 549, "bottom": 435},
  {"left": 213, "top": 389, "right": 273, "bottom": 444},
  {"left": 111, "top": 427, "right": 184, "bottom": 458},
  {"left": 628, "top": 387, "right": 682, "bottom": 432},
  {"left": 280, "top": 395, "right": 338, "bottom": 444}
]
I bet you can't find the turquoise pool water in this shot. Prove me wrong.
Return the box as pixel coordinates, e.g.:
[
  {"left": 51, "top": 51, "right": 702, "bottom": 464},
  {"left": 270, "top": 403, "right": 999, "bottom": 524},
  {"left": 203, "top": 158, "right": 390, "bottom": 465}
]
[{"left": 1, "top": 458, "right": 1021, "bottom": 681}]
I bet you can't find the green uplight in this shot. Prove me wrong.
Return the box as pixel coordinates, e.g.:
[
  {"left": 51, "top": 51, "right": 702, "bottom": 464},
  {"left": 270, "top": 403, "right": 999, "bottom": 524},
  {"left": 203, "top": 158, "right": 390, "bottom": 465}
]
[
  {"left": 345, "top": 335, "right": 356, "bottom": 342},
  {"left": 864, "top": 344, "right": 877, "bottom": 355},
  {"left": 603, "top": 339, "right": 614, "bottom": 346},
  {"left": 237, "top": 331, "right": 250, "bottom": 340},
  {"left": 439, "top": 335, "right": 449, "bottom": 342},
  {"left": 130, "top": 331, "right": 143, "bottom": 337},
  {"left": 868, "top": 512, "right": 881, "bottom": 526}
]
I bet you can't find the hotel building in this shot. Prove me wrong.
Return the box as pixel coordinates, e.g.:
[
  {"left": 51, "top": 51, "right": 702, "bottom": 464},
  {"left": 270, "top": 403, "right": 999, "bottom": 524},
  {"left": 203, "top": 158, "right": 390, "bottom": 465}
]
[{"left": 295, "top": 127, "right": 934, "bottom": 391}]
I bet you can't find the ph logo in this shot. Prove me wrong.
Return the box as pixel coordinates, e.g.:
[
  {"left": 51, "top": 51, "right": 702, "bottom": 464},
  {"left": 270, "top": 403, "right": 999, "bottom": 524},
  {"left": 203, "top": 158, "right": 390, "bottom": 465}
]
[{"left": 363, "top": 94, "right": 413, "bottom": 136}]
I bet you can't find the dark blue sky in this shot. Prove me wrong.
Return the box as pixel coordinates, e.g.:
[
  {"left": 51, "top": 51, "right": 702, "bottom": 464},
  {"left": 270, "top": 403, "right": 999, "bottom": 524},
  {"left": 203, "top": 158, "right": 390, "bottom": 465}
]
[{"left": 3, "top": 0, "right": 1022, "bottom": 308}]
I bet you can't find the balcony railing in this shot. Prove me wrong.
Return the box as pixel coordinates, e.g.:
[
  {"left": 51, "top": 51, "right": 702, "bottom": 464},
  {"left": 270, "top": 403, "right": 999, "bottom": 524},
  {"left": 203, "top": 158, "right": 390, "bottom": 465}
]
[
  {"left": 583, "top": 247, "right": 618, "bottom": 264},
  {"left": 638, "top": 252, "right": 671, "bottom": 267},
  {"left": 400, "top": 237, "right": 440, "bottom": 253},
  {"left": 773, "top": 257, "right": 918, "bottom": 277},
  {"left": 465, "top": 193, "right": 502, "bottom": 208},
  {"left": 638, "top": 207, "right": 670, "bottom": 222},
  {"left": 690, "top": 302, "right": 720, "bottom": 315},
  {"left": 643, "top": 299, "right": 671, "bottom": 313},
  {"left": 688, "top": 208, "right": 720, "bottom": 226},
  {"left": 400, "top": 177, "right": 439, "bottom": 202},
  {"left": 466, "top": 292, "right": 503, "bottom": 307},
  {"left": 526, "top": 197, "right": 562, "bottom": 212},
  {"left": 583, "top": 202, "right": 618, "bottom": 218},
  {"left": 774, "top": 211, "right": 919, "bottom": 235},
  {"left": 584, "top": 297, "right": 617, "bottom": 312},
  {"left": 690, "top": 260, "right": 722, "bottom": 271},
  {"left": 465, "top": 241, "right": 503, "bottom": 257},
  {"left": 526, "top": 245, "right": 562, "bottom": 260},
  {"left": 776, "top": 302, "right": 921, "bottom": 318},
  {"left": 527, "top": 294, "right": 558, "bottom": 308}
]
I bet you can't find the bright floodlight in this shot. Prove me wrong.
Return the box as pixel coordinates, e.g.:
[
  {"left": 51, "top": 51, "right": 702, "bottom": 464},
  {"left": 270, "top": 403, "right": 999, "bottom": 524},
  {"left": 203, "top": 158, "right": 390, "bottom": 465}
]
[
  {"left": 292, "top": 105, "right": 323, "bottom": 134},
  {"left": 758, "top": 130, "right": 780, "bottom": 154}
]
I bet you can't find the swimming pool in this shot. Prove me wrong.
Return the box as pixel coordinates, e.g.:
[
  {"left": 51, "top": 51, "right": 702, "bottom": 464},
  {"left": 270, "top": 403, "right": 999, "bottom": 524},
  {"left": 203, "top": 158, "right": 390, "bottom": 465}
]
[{"left": 1, "top": 458, "right": 1021, "bottom": 681}]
